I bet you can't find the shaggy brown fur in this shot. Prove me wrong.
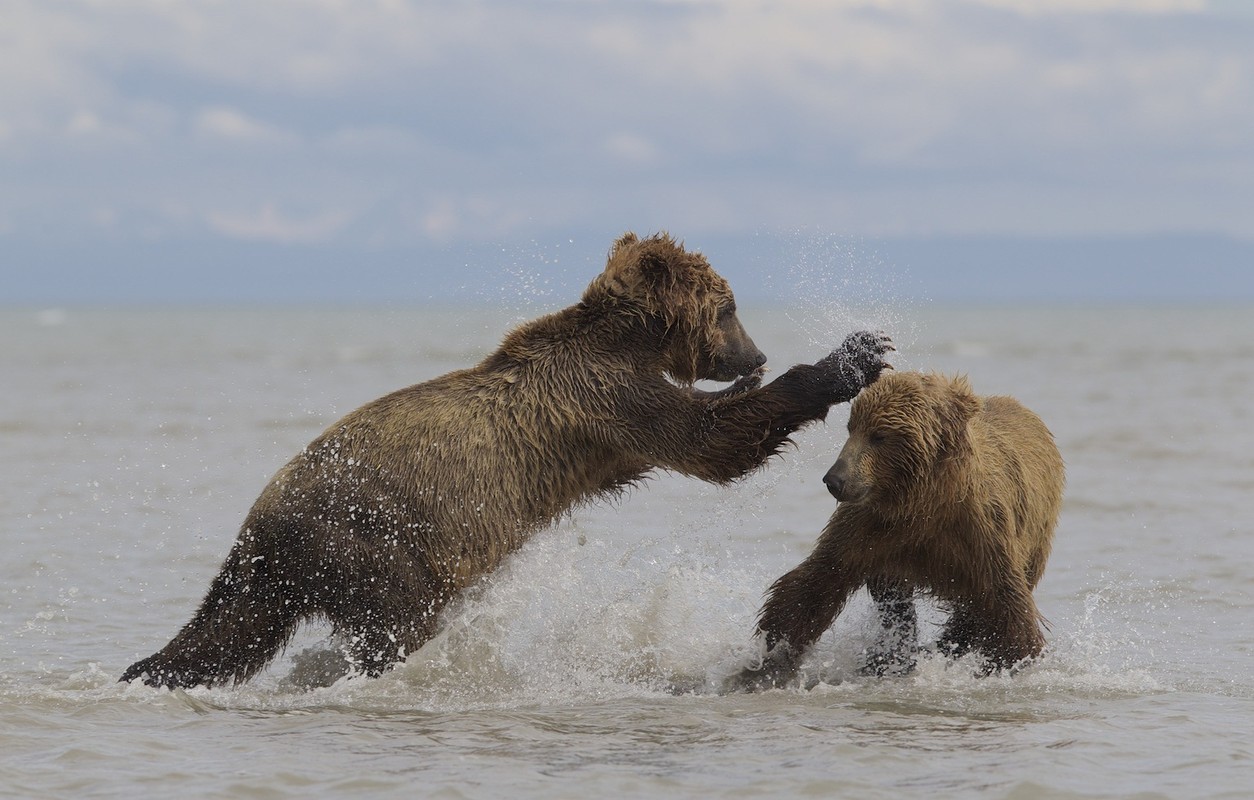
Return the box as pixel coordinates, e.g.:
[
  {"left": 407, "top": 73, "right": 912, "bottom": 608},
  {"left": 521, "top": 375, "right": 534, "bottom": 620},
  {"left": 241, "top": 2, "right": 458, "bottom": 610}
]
[
  {"left": 121, "top": 232, "right": 893, "bottom": 689},
  {"left": 728, "top": 371, "right": 1063, "bottom": 690}
]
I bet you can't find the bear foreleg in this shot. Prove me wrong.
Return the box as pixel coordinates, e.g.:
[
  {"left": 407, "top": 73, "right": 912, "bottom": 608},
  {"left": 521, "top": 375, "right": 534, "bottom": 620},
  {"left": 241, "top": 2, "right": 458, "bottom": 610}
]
[
  {"left": 724, "top": 533, "right": 865, "bottom": 692},
  {"left": 667, "top": 332, "right": 894, "bottom": 483},
  {"left": 861, "top": 577, "right": 918, "bottom": 676}
]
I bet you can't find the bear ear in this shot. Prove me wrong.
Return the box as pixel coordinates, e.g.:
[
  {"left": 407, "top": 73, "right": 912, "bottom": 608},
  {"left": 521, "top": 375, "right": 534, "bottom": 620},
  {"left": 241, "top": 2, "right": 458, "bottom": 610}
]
[
  {"left": 634, "top": 233, "right": 712, "bottom": 310},
  {"left": 940, "top": 374, "right": 981, "bottom": 430},
  {"left": 593, "top": 233, "right": 649, "bottom": 300},
  {"left": 596, "top": 232, "right": 692, "bottom": 310},
  {"left": 612, "top": 231, "right": 639, "bottom": 254},
  {"left": 636, "top": 244, "right": 686, "bottom": 292}
]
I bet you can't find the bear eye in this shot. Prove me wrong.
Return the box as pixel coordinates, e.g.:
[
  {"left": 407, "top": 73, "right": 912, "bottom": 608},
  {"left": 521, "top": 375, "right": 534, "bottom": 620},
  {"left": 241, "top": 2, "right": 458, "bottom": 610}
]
[
  {"left": 868, "top": 431, "right": 889, "bottom": 445},
  {"left": 718, "top": 303, "right": 736, "bottom": 320}
]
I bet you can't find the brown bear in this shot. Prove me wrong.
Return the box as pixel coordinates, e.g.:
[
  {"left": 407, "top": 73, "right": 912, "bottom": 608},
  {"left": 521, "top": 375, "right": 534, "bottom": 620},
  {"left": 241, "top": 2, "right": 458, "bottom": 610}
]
[
  {"left": 121, "top": 232, "right": 893, "bottom": 689},
  {"left": 728, "top": 371, "right": 1063, "bottom": 690}
]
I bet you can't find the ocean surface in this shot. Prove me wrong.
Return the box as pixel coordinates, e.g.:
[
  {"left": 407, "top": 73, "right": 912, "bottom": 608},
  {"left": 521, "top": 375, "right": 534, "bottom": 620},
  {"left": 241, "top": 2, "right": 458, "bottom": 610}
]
[{"left": 2, "top": 298, "right": 1252, "bottom": 798}]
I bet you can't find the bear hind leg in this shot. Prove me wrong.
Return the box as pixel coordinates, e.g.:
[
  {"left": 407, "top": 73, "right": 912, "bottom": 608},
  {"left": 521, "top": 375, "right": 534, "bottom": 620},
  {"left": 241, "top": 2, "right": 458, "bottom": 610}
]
[
  {"left": 938, "top": 591, "right": 1045, "bottom": 674},
  {"left": 326, "top": 568, "right": 445, "bottom": 679},
  {"left": 338, "top": 607, "right": 435, "bottom": 678},
  {"left": 120, "top": 554, "right": 303, "bottom": 689},
  {"left": 984, "top": 583, "right": 1047, "bottom": 672}
]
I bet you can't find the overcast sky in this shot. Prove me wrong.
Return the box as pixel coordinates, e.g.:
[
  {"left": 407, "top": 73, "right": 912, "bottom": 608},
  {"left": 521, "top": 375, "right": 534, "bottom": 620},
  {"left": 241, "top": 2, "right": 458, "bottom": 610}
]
[{"left": 3, "top": 0, "right": 1253, "bottom": 305}]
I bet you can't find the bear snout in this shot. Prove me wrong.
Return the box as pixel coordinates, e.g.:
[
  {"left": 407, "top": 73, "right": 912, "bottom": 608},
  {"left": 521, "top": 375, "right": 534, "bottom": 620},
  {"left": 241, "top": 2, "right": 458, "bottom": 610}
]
[
  {"left": 823, "top": 461, "right": 849, "bottom": 501},
  {"left": 711, "top": 342, "right": 768, "bottom": 382},
  {"left": 824, "top": 452, "right": 869, "bottom": 502},
  {"left": 742, "top": 346, "right": 768, "bottom": 373},
  {"left": 823, "top": 471, "right": 844, "bottom": 500}
]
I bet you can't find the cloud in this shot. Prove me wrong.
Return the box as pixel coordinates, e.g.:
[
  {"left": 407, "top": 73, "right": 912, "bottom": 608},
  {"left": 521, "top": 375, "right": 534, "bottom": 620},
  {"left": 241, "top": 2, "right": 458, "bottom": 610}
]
[
  {"left": 973, "top": 0, "right": 1204, "bottom": 13},
  {"left": 194, "top": 107, "right": 295, "bottom": 145},
  {"left": 602, "top": 133, "right": 660, "bottom": 166},
  {"left": 322, "top": 125, "right": 425, "bottom": 156},
  {"left": 207, "top": 203, "right": 352, "bottom": 244},
  {"left": 1, "top": 0, "right": 1252, "bottom": 252},
  {"left": 408, "top": 194, "right": 543, "bottom": 243}
]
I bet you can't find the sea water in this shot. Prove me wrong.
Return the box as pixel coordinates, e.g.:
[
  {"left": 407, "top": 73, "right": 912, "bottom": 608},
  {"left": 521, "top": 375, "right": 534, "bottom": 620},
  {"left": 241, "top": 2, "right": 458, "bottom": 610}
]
[{"left": 2, "top": 297, "right": 1252, "bottom": 798}]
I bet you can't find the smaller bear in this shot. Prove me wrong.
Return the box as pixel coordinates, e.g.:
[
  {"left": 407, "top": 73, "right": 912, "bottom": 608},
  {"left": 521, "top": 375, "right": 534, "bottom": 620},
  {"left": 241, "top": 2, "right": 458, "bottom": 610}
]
[{"left": 728, "top": 371, "right": 1064, "bottom": 690}]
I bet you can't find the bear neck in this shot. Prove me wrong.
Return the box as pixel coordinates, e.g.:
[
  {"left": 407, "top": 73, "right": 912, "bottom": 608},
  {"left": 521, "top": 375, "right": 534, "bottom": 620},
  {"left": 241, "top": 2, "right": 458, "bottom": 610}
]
[
  {"left": 872, "top": 448, "right": 977, "bottom": 531},
  {"left": 913, "top": 445, "right": 981, "bottom": 527},
  {"left": 484, "top": 295, "right": 667, "bottom": 375}
]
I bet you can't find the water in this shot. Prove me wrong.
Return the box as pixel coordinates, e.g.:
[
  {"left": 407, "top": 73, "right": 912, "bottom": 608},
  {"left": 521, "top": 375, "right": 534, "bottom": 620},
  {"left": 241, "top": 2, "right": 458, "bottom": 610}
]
[{"left": 3, "top": 301, "right": 1253, "bottom": 798}]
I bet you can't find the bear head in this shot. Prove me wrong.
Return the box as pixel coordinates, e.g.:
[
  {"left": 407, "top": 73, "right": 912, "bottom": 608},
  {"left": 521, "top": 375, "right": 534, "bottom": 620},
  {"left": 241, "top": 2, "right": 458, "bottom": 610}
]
[
  {"left": 823, "top": 371, "right": 981, "bottom": 508},
  {"left": 584, "top": 232, "right": 766, "bottom": 385}
]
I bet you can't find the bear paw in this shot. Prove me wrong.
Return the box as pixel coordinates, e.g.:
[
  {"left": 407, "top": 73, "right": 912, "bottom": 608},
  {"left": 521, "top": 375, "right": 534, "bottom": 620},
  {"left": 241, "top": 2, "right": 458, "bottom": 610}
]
[{"left": 815, "top": 330, "right": 894, "bottom": 403}]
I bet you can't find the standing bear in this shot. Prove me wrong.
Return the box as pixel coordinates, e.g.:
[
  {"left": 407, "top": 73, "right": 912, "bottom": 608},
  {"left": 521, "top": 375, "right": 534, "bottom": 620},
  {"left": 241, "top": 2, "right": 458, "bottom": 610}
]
[
  {"left": 728, "top": 371, "right": 1063, "bottom": 690},
  {"left": 121, "top": 232, "right": 893, "bottom": 689}
]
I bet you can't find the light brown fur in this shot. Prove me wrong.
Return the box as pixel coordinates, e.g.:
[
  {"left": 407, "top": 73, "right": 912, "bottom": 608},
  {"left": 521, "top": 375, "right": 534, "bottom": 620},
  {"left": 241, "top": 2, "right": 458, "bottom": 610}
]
[
  {"left": 121, "top": 232, "right": 893, "bottom": 688},
  {"left": 730, "top": 371, "right": 1064, "bottom": 689}
]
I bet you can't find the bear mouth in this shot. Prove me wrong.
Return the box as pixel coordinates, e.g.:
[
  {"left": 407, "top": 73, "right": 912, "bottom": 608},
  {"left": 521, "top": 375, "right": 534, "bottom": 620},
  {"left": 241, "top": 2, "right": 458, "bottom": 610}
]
[
  {"left": 708, "top": 364, "right": 749, "bottom": 383},
  {"left": 709, "top": 353, "right": 768, "bottom": 383}
]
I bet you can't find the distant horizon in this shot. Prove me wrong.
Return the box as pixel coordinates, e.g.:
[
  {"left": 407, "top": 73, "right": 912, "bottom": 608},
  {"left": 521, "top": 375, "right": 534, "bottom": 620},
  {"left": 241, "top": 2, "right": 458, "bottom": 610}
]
[
  {"left": 7, "top": 231, "right": 1253, "bottom": 308},
  {"left": 11, "top": 297, "right": 1253, "bottom": 312}
]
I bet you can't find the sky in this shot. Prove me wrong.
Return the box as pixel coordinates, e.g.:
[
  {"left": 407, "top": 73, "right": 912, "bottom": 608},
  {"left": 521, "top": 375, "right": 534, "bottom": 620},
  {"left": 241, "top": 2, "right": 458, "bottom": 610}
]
[{"left": 3, "top": 0, "right": 1253, "bottom": 305}]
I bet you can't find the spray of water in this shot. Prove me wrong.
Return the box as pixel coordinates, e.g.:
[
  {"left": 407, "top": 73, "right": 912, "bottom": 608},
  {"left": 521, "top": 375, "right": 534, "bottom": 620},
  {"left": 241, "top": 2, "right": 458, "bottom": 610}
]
[
  {"left": 768, "top": 229, "right": 923, "bottom": 367},
  {"left": 37, "top": 238, "right": 1181, "bottom": 714},
  {"left": 467, "top": 239, "right": 578, "bottom": 324}
]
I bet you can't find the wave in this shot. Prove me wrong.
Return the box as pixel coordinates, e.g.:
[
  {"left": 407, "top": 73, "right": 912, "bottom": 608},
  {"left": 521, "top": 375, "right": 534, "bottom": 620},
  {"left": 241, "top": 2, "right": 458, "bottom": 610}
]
[{"left": 4, "top": 525, "right": 1200, "bottom": 719}]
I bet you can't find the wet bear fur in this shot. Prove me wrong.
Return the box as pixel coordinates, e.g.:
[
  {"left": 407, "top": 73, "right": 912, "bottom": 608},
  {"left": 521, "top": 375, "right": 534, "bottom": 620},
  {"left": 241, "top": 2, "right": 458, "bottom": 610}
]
[
  {"left": 121, "top": 232, "right": 893, "bottom": 689},
  {"left": 729, "top": 371, "right": 1063, "bottom": 690}
]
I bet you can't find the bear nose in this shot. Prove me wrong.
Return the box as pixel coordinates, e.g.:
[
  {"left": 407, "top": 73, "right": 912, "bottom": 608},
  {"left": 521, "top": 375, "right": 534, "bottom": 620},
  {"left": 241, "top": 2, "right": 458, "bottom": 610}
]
[{"left": 823, "top": 464, "right": 845, "bottom": 500}]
